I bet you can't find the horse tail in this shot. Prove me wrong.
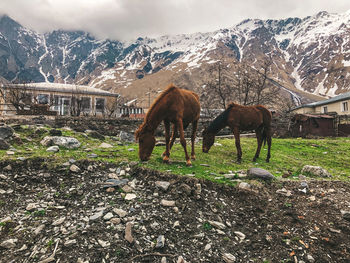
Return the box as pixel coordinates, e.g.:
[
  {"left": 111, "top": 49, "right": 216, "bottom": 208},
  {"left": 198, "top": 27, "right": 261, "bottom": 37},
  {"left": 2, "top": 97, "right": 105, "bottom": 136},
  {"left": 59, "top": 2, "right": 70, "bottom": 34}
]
[{"left": 261, "top": 126, "right": 267, "bottom": 146}]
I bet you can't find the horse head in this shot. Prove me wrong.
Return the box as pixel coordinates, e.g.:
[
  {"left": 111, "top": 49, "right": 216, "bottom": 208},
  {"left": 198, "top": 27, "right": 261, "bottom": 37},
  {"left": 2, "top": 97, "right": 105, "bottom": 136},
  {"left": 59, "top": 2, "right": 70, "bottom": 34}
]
[
  {"left": 202, "top": 128, "right": 215, "bottom": 153},
  {"left": 135, "top": 123, "right": 155, "bottom": 161}
]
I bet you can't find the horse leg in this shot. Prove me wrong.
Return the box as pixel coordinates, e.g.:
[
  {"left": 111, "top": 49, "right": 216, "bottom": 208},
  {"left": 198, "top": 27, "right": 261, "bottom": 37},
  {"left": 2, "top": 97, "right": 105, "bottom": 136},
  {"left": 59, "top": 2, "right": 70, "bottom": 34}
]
[
  {"left": 169, "top": 123, "right": 178, "bottom": 150},
  {"left": 190, "top": 120, "right": 198, "bottom": 160},
  {"left": 162, "top": 120, "right": 171, "bottom": 163},
  {"left": 177, "top": 118, "right": 191, "bottom": 166},
  {"left": 233, "top": 127, "right": 242, "bottom": 163},
  {"left": 162, "top": 123, "right": 177, "bottom": 157},
  {"left": 266, "top": 126, "right": 272, "bottom": 162},
  {"left": 253, "top": 128, "right": 263, "bottom": 162}
]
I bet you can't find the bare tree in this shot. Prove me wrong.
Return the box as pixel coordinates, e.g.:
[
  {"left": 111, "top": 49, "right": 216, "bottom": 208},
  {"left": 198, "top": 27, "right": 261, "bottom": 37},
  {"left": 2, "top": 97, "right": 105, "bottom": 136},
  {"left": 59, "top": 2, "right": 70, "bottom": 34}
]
[
  {"left": 104, "top": 95, "right": 125, "bottom": 117},
  {"left": 0, "top": 82, "right": 33, "bottom": 113}
]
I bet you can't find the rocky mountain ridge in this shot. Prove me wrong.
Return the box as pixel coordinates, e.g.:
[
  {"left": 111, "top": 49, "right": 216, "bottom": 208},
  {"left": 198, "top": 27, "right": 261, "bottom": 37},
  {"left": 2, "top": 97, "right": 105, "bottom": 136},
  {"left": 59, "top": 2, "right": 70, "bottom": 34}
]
[{"left": 1, "top": 10, "right": 350, "bottom": 103}]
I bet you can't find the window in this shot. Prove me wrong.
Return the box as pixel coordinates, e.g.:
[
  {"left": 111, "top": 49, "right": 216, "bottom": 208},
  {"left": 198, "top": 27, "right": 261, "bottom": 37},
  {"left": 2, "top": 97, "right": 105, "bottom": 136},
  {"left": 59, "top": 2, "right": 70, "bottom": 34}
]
[
  {"left": 342, "top": 101, "right": 348, "bottom": 112},
  {"left": 37, "top": 94, "right": 49, "bottom": 104},
  {"left": 95, "top": 98, "right": 105, "bottom": 112},
  {"left": 322, "top": 106, "right": 328, "bottom": 113},
  {"left": 82, "top": 97, "right": 91, "bottom": 111}
]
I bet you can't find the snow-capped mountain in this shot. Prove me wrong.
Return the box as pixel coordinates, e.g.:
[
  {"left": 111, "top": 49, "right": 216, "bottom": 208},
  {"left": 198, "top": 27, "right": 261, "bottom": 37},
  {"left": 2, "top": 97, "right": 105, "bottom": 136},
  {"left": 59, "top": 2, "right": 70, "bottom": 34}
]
[{"left": 1, "top": 10, "right": 350, "bottom": 101}]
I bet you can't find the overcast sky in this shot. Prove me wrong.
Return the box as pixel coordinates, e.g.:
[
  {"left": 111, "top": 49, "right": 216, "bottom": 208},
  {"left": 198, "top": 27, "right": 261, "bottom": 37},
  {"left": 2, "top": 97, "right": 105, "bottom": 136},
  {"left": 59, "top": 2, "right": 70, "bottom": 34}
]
[{"left": 1, "top": 0, "right": 350, "bottom": 41}]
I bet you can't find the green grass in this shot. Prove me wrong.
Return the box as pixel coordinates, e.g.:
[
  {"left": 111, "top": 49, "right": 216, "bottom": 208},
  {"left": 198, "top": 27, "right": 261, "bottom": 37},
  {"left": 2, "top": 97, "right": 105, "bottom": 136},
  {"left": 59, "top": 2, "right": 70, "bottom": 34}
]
[{"left": 1, "top": 126, "right": 350, "bottom": 181}]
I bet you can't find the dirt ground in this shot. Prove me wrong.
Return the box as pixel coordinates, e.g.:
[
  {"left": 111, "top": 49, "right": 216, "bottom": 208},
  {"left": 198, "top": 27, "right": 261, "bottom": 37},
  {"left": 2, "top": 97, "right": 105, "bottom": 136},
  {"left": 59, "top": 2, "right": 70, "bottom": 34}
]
[{"left": 0, "top": 158, "right": 350, "bottom": 263}]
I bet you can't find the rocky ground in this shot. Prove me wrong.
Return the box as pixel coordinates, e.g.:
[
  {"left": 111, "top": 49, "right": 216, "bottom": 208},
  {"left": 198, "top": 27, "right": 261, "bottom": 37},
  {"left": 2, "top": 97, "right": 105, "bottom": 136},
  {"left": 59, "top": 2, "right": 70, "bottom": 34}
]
[{"left": 1, "top": 158, "right": 350, "bottom": 263}]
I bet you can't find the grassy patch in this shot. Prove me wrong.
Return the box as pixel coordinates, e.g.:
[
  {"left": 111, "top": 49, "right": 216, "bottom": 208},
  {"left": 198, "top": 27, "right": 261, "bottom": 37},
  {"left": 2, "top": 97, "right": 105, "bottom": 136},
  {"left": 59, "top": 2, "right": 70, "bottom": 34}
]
[{"left": 1, "top": 126, "right": 349, "bottom": 180}]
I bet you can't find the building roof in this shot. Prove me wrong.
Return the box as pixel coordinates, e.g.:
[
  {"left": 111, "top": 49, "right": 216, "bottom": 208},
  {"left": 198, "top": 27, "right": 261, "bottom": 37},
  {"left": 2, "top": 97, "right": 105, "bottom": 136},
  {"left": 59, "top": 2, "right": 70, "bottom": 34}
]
[
  {"left": 293, "top": 91, "right": 350, "bottom": 110},
  {"left": 2, "top": 82, "right": 119, "bottom": 97}
]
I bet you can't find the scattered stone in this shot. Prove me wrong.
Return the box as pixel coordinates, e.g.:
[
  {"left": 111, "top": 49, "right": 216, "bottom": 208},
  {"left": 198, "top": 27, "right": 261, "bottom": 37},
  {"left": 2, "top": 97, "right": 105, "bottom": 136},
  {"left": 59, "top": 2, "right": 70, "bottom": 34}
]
[
  {"left": 110, "top": 218, "right": 121, "bottom": 224},
  {"left": 52, "top": 217, "right": 66, "bottom": 226},
  {"left": 204, "top": 243, "right": 211, "bottom": 251},
  {"left": 46, "top": 145, "right": 59, "bottom": 152},
  {"left": 122, "top": 185, "right": 133, "bottom": 193},
  {"left": 247, "top": 168, "right": 275, "bottom": 181},
  {"left": 0, "top": 139, "right": 10, "bottom": 150},
  {"left": 98, "top": 239, "right": 110, "bottom": 248},
  {"left": 0, "top": 126, "right": 14, "bottom": 140},
  {"left": 6, "top": 151, "right": 15, "bottom": 155},
  {"left": 34, "top": 224, "right": 45, "bottom": 236},
  {"left": 156, "top": 235, "right": 165, "bottom": 248},
  {"left": 341, "top": 210, "right": 350, "bottom": 222},
  {"left": 103, "top": 212, "right": 114, "bottom": 221},
  {"left": 70, "top": 164, "right": 80, "bottom": 173},
  {"left": 90, "top": 211, "right": 104, "bottom": 221},
  {"left": 301, "top": 165, "right": 331, "bottom": 177},
  {"left": 99, "top": 142, "right": 113, "bottom": 148},
  {"left": 306, "top": 254, "right": 315, "bottom": 263},
  {"left": 234, "top": 231, "right": 246, "bottom": 242},
  {"left": 64, "top": 239, "right": 77, "bottom": 247},
  {"left": 161, "top": 200, "right": 176, "bottom": 207},
  {"left": 4, "top": 164, "right": 12, "bottom": 171},
  {"left": 40, "top": 136, "right": 81, "bottom": 149},
  {"left": 208, "top": 220, "right": 226, "bottom": 230},
  {"left": 113, "top": 208, "right": 128, "bottom": 218},
  {"left": 125, "top": 222, "right": 134, "bottom": 243},
  {"left": 276, "top": 188, "right": 292, "bottom": 197},
  {"left": 222, "top": 253, "right": 236, "bottom": 263},
  {"left": 120, "top": 131, "right": 135, "bottom": 143},
  {"left": 87, "top": 153, "right": 98, "bottom": 158},
  {"left": 238, "top": 182, "right": 251, "bottom": 190},
  {"left": 155, "top": 181, "right": 171, "bottom": 191},
  {"left": 26, "top": 203, "right": 37, "bottom": 211},
  {"left": 125, "top": 193, "right": 137, "bottom": 201},
  {"left": 0, "top": 239, "right": 17, "bottom": 248},
  {"left": 103, "top": 179, "right": 129, "bottom": 189},
  {"left": 177, "top": 256, "right": 185, "bottom": 263}
]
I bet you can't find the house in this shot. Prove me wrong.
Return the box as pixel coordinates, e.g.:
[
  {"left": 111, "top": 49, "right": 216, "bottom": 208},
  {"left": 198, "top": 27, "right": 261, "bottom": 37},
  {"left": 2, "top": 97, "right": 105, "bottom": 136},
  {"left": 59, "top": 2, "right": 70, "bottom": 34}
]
[
  {"left": 0, "top": 82, "right": 120, "bottom": 116},
  {"left": 292, "top": 92, "right": 350, "bottom": 115}
]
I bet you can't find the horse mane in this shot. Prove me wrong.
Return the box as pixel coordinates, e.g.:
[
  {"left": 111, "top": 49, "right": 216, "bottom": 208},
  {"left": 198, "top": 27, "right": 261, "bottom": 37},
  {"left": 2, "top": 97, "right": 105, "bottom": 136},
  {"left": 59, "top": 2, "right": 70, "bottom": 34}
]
[
  {"left": 135, "top": 84, "right": 178, "bottom": 140},
  {"left": 206, "top": 103, "right": 235, "bottom": 133},
  {"left": 145, "top": 84, "right": 177, "bottom": 122}
]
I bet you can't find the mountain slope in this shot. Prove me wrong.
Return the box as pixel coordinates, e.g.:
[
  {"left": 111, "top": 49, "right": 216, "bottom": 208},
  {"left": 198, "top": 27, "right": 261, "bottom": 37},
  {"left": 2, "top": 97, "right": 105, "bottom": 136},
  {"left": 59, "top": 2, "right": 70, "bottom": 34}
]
[{"left": 0, "top": 10, "right": 350, "bottom": 106}]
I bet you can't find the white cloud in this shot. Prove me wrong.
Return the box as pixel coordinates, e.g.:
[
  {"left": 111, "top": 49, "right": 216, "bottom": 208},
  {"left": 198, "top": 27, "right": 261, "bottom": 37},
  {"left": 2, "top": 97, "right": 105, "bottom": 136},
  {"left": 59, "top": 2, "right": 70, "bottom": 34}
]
[{"left": 0, "top": 0, "right": 350, "bottom": 41}]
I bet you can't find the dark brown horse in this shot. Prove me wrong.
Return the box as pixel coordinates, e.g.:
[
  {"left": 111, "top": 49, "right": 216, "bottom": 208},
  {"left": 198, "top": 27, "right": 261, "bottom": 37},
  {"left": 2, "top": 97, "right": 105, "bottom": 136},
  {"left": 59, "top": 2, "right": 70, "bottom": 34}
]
[
  {"left": 202, "top": 103, "right": 272, "bottom": 163},
  {"left": 135, "top": 84, "right": 200, "bottom": 166}
]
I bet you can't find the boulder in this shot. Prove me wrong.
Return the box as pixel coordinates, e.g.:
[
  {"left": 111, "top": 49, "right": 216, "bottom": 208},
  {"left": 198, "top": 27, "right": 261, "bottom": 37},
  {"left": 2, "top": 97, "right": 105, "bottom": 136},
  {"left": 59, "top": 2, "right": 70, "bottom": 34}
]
[
  {"left": 301, "top": 165, "right": 331, "bottom": 177},
  {"left": 0, "top": 126, "right": 14, "bottom": 140},
  {"left": 40, "top": 136, "right": 81, "bottom": 149},
  {"left": 0, "top": 139, "right": 10, "bottom": 150},
  {"left": 120, "top": 131, "right": 135, "bottom": 143},
  {"left": 247, "top": 168, "right": 275, "bottom": 181}
]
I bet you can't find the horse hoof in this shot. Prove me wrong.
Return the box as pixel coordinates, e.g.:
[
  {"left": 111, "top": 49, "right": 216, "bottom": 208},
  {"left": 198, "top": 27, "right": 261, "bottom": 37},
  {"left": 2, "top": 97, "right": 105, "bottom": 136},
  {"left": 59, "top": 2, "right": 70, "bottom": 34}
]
[
  {"left": 186, "top": 160, "right": 192, "bottom": 167},
  {"left": 236, "top": 159, "right": 241, "bottom": 164},
  {"left": 163, "top": 156, "right": 170, "bottom": 163}
]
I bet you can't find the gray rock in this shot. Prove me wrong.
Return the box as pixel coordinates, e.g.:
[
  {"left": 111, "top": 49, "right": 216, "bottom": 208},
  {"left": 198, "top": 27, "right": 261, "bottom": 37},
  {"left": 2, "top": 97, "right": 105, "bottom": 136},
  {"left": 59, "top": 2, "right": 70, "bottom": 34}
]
[
  {"left": 46, "top": 146, "right": 59, "bottom": 152},
  {"left": 247, "top": 168, "right": 275, "bottom": 181},
  {"left": 0, "top": 126, "right": 14, "bottom": 140},
  {"left": 70, "top": 164, "right": 80, "bottom": 173},
  {"left": 40, "top": 136, "right": 81, "bottom": 149},
  {"left": 99, "top": 142, "right": 113, "bottom": 148},
  {"left": 120, "top": 131, "right": 135, "bottom": 143},
  {"left": 125, "top": 222, "right": 134, "bottom": 243},
  {"left": 87, "top": 130, "right": 105, "bottom": 140},
  {"left": 155, "top": 181, "right": 171, "bottom": 191},
  {"left": 113, "top": 208, "right": 128, "bottom": 218},
  {"left": 52, "top": 217, "right": 66, "bottom": 226},
  {"left": 160, "top": 200, "right": 175, "bottom": 207},
  {"left": 0, "top": 238, "right": 17, "bottom": 248},
  {"left": 90, "top": 211, "right": 104, "bottom": 221},
  {"left": 156, "top": 235, "right": 165, "bottom": 248},
  {"left": 301, "top": 165, "right": 331, "bottom": 177},
  {"left": 208, "top": 220, "right": 226, "bottom": 230},
  {"left": 0, "top": 139, "right": 10, "bottom": 150},
  {"left": 222, "top": 253, "right": 236, "bottom": 263},
  {"left": 103, "top": 212, "right": 114, "bottom": 221}
]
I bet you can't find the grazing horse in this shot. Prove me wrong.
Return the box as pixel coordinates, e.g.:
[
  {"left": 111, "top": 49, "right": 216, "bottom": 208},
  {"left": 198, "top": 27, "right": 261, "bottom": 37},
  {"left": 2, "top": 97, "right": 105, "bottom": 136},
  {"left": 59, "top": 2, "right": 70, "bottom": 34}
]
[
  {"left": 202, "top": 103, "right": 272, "bottom": 163},
  {"left": 135, "top": 84, "right": 200, "bottom": 166}
]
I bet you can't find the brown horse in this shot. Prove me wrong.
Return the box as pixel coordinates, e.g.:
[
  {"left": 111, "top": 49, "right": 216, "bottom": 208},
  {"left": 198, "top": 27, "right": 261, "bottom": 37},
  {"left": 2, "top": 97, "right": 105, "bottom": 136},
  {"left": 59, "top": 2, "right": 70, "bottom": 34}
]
[
  {"left": 135, "top": 84, "right": 200, "bottom": 166},
  {"left": 202, "top": 103, "right": 272, "bottom": 163}
]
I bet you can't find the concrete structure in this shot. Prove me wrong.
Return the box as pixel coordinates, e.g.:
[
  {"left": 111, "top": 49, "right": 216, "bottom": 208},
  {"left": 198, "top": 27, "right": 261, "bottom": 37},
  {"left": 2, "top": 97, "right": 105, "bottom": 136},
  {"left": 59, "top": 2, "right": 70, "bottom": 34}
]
[
  {"left": 292, "top": 92, "right": 350, "bottom": 115},
  {"left": 0, "top": 82, "right": 121, "bottom": 116}
]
